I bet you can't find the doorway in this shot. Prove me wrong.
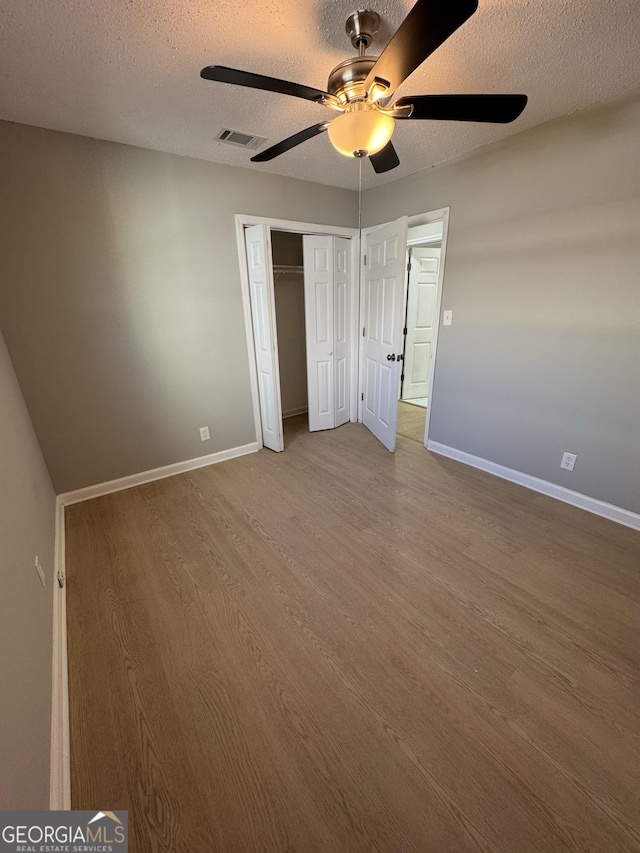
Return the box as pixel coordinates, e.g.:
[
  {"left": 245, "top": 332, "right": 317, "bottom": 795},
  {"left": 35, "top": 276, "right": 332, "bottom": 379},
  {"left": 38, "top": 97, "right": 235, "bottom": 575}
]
[
  {"left": 271, "top": 231, "right": 308, "bottom": 425},
  {"left": 236, "top": 215, "right": 359, "bottom": 452},
  {"left": 358, "top": 208, "right": 449, "bottom": 452},
  {"left": 396, "top": 218, "right": 445, "bottom": 446}
]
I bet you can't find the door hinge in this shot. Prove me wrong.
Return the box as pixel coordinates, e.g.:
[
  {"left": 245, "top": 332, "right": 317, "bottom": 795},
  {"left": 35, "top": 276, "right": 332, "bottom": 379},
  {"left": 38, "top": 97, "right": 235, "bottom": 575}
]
[
  {"left": 403, "top": 326, "right": 407, "bottom": 335},
  {"left": 361, "top": 392, "right": 364, "bottom": 401},
  {"left": 362, "top": 326, "right": 365, "bottom": 337},
  {"left": 407, "top": 260, "right": 411, "bottom": 272},
  {"left": 363, "top": 254, "right": 367, "bottom": 266},
  {"left": 401, "top": 373, "right": 405, "bottom": 382}
]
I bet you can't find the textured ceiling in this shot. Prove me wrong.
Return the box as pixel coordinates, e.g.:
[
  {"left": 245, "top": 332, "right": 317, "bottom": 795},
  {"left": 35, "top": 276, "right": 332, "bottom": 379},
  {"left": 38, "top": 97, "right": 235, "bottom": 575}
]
[{"left": 1, "top": 0, "right": 639, "bottom": 190}]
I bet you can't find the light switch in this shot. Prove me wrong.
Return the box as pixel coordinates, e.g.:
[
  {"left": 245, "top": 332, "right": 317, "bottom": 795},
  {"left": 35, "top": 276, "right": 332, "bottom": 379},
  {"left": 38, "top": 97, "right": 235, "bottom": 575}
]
[{"left": 443, "top": 310, "right": 453, "bottom": 326}]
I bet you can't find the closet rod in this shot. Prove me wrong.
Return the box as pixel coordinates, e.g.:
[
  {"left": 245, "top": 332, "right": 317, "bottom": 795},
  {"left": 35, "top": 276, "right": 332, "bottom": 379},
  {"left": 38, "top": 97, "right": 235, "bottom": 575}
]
[{"left": 273, "top": 264, "right": 304, "bottom": 274}]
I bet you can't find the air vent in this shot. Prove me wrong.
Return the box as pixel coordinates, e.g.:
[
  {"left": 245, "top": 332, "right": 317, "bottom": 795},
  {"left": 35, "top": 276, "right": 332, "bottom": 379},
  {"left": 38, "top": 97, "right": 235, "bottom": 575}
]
[{"left": 217, "top": 128, "right": 266, "bottom": 149}]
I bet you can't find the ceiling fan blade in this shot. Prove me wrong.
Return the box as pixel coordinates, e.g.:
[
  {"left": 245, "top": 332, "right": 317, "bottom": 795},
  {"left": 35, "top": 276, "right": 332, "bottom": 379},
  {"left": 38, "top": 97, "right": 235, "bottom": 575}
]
[
  {"left": 251, "top": 123, "right": 329, "bottom": 162},
  {"left": 369, "top": 141, "right": 400, "bottom": 174},
  {"left": 364, "top": 0, "right": 478, "bottom": 99},
  {"left": 394, "top": 93, "right": 528, "bottom": 123},
  {"left": 201, "top": 65, "right": 330, "bottom": 104}
]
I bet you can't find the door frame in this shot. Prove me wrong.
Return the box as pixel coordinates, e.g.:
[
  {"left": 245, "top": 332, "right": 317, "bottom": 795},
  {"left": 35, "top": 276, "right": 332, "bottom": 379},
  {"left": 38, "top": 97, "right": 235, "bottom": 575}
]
[
  {"left": 357, "top": 207, "right": 450, "bottom": 447},
  {"left": 236, "top": 214, "right": 359, "bottom": 449}
]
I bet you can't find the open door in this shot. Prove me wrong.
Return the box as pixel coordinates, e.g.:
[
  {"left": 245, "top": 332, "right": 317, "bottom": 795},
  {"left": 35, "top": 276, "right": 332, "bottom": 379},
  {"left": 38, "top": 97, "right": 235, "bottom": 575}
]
[
  {"left": 361, "top": 217, "right": 408, "bottom": 451},
  {"left": 245, "top": 224, "right": 284, "bottom": 451},
  {"left": 402, "top": 247, "right": 441, "bottom": 403},
  {"left": 303, "top": 235, "right": 351, "bottom": 432}
]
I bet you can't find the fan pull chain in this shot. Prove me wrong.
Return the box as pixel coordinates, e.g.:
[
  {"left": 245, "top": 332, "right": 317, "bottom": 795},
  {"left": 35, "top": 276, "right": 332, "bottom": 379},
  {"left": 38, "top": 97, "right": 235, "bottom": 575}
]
[{"left": 358, "top": 155, "right": 362, "bottom": 233}]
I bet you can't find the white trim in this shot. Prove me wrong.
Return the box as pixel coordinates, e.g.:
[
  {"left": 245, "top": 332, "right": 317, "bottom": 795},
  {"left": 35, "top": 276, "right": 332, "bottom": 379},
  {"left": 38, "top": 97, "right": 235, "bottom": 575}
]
[
  {"left": 427, "top": 441, "right": 640, "bottom": 532},
  {"left": 50, "top": 498, "right": 70, "bottom": 810},
  {"left": 283, "top": 405, "right": 308, "bottom": 419},
  {"left": 236, "top": 213, "right": 359, "bottom": 238},
  {"left": 58, "top": 442, "right": 260, "bottom": 506}
]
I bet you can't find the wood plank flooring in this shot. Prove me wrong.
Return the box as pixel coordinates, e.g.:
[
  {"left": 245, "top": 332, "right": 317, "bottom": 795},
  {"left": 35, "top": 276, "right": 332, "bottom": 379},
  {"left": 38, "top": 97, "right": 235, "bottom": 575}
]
[
  {"left": 65, "top": 416, "right": 640, "bottom": 853},
  {"left": 396, "top": 400, "right": 427, "bottom": 443}
]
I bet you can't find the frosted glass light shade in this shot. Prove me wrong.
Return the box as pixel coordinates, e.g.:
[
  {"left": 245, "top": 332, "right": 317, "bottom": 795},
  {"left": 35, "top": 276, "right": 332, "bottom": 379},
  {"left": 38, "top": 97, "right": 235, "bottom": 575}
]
[{"left": 328, "top": 108, "right": 395, "bottom": 157}]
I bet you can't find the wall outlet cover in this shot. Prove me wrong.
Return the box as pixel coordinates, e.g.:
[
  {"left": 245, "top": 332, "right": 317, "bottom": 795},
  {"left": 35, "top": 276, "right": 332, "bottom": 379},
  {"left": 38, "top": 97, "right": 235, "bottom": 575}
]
[
  {"left": 560, "top": 452, "right": 577, "bottom": 471},
  {"left": 199, "top": 426, "right": 210, "bottom": 441}
]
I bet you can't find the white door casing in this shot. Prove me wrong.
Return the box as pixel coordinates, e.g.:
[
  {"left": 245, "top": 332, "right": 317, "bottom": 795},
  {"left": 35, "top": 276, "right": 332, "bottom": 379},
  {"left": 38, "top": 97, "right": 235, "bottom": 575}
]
[
  {"left": 402, "top": 247, "right": 441, "bottom": 402},
  {"left": 303, "top": 235, "right": 352, "bottom": 431},
  {"left": 245, "top": 224, "right": 284, "bottom": 451},
  {"left": 361, "top": 217, "right": 409, "bottom": 452}
]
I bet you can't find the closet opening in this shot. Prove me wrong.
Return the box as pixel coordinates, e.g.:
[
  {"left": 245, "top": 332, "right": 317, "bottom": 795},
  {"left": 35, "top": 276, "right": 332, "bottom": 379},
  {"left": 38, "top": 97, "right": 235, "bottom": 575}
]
[
  {"left": 237, "top": 214, "right": 359, "bottom": 453},
  {"left": 271, "top": 231, "right": 309, "bottom": 435}
]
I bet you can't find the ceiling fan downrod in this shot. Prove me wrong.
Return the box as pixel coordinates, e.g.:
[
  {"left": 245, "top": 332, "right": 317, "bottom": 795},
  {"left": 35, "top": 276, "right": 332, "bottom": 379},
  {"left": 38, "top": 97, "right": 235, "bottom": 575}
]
[{"left": 345, "top": 10, "right": 380, "bottom": 54}]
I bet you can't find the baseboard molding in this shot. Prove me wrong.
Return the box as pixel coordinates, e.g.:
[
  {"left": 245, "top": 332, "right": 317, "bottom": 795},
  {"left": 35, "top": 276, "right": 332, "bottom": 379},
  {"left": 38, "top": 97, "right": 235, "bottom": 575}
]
[
  {"left": 283, "top": 406, "right": 308, "bottom": 419},
  {"left": 50, "top": 499, "right": 70, "bottom": 809},
  {"left": 427, "top": 441, "right": 640, "bottom": 532},
  {"left": 58, "top": 442, "right": 260, "bottom": 506}
]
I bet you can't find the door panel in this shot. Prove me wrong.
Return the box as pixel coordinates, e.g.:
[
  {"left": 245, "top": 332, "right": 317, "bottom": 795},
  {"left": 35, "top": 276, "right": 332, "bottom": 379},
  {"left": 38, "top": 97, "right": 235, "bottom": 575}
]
[
  {"left": 303, "top": 235, "right": 351, "bottom": 431},
  {"left": 304, "top": 236, "right": 334, "bottom": 432},
  {"left": 245, "top": 224, "right": 284, "bottom": 451},
  {"left": 361, "top": 217, "right": 408, "bottom": 452},
  {"left": 333, "top": 237, "right": 351, "bottom": 427},
  {"left": 402, "top": 247, "right": 441, "bottom": 402}
]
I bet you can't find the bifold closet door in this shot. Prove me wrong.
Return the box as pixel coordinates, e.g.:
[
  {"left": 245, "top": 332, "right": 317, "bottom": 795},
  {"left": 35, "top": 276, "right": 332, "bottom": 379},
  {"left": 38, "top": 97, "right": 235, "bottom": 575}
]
[
  {"left": 333, "top": 237, "right": 351, "bottom": 428},
  {"left": 245, "top": 224, "right": 284, "bottom": 451},
  {"left": 303, "top": 236, "right": 351, "bottom": 432}
]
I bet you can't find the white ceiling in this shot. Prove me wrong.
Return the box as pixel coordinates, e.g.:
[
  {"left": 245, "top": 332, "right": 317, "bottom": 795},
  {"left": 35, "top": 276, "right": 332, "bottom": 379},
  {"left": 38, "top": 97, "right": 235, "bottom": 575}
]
[{"left": 1, "top": 0, "right": 639, "bottom": 190}]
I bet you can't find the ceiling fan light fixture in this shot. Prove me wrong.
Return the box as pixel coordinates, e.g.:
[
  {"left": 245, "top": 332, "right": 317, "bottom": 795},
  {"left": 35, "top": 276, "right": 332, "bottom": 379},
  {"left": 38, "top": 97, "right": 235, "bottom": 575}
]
[{"left": 328, "top": 104, "right": 395, "bottom": 158}]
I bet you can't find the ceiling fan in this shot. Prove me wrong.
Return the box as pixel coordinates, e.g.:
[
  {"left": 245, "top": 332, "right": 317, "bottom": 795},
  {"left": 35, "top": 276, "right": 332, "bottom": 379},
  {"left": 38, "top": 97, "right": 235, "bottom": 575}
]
[{"left": 200, "top": 0, "right": 527, "bottom": 174}]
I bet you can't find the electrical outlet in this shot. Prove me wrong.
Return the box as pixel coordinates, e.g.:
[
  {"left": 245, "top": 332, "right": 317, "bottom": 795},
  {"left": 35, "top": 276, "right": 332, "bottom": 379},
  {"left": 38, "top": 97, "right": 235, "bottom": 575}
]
[
  {"left": 34, "top": 556, "right": 45, "bottom": 587},
  {"left": 443, "top": 310, "right": 453, "bottom": 326},
  {"left": 199, "top": 426, "right": 210, "bottom": 441},
  {"left": 560, "top": 452, "right": 577, "bottom": 472}
]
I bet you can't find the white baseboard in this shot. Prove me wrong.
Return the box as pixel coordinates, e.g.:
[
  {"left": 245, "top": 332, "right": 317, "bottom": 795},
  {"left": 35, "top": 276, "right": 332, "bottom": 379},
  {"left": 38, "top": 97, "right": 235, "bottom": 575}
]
[
  {"left": 58, "top": 441, "right": 260, "bottom": 506},
  {"left": 49, "top": 439, "right": 260, "bottom": 807},
  {"left": 50, "top": 499, "right": 70, "bottom": 809},
  {"left": 283, "top": 406, "right": 308, "bottom": 419},
  {"left": 427, "top": 440, "right": 640, "bottom": 532}
]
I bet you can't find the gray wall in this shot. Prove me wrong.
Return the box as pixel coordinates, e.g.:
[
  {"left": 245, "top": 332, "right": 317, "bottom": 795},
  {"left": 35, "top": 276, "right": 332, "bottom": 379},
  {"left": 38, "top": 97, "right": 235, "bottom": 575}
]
[
  {"left": 364, "top": 92, "right": 640, "bottom": 514},
  {"left": 0, "top": 329, "right": 56, "bottom": 808},
  {"left": 0, "top": 121, "right": 358, "bottom": 493}
]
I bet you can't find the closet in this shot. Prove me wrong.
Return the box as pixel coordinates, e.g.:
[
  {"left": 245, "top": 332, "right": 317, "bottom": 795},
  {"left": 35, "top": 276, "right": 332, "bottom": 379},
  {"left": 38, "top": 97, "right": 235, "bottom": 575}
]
[
  {"left": 242, "top": 222, "right": 356, "bottom": 451},
  {"left": 271, "top": 231, "right": 308, "bottom": 420}
]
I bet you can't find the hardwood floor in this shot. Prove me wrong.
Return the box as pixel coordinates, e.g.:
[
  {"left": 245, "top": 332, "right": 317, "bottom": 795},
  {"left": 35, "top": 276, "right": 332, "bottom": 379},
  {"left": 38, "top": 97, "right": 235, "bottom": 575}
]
[
  {"left": 65, "top": 417, "right": 640, "bottom": 853},
  {"left": 396, "top": 400, "right": 427, "bottom": 443}
]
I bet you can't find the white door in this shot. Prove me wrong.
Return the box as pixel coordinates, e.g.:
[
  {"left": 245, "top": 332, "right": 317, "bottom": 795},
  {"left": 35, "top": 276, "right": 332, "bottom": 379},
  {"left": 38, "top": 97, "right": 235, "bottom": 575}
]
[
  {"left": 303, "top": 236, "right": 351, "bottom": 431},
  {"left": 402, "top": 247, "right": 441, "bottom": 403},
  {"left": 303, "top": 236, "right": 334, "bottom": 431},
  {"left": 362, "top": 217, "right": 408, "bottom": 451},
  {"left": 333, "top": 237, "right": 351, "bottom": 428},
  {"left": 245, "top": 224, "right": 284, "bottom": 451}
]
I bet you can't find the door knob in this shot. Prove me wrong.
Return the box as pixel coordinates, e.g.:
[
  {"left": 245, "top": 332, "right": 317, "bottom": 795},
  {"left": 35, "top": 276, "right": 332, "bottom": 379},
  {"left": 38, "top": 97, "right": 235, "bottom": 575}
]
[{"left": 386, "top": 353, "right": 396, "bottom": 361}]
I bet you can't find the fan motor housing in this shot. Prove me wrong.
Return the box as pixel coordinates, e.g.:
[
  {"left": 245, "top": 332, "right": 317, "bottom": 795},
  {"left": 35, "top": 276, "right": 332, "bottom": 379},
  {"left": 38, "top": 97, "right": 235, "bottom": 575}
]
[{"left": 327, "top": 56, "right": 378, "bottom": 103}]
